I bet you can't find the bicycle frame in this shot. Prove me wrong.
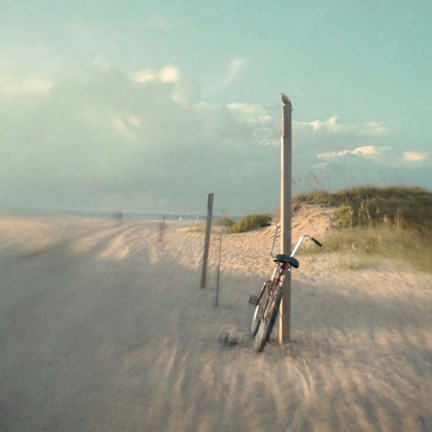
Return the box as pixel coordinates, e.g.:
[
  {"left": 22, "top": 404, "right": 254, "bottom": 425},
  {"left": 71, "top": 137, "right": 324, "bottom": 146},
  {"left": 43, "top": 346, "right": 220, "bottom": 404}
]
[{"left": 256, "top": 261, "right": 288, "bottom": 320}]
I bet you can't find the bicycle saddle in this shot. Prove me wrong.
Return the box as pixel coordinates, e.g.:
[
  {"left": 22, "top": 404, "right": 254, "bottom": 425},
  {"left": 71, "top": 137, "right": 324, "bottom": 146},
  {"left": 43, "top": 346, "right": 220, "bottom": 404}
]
[{"left": 273, "top": 254, "right": 300, "bottom": 268}]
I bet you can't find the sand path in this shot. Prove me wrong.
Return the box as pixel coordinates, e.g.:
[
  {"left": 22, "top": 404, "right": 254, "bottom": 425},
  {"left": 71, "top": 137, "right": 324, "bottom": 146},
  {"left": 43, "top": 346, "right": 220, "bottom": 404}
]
[{"left": 0, "top": 216, "right": 431, "bottom": 431}]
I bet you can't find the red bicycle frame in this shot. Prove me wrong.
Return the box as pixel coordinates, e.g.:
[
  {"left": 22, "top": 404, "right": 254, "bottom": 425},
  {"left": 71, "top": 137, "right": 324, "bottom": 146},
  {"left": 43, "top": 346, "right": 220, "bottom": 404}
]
[{"left": 257, "top": 262, "right": 288, "bottom": 320}]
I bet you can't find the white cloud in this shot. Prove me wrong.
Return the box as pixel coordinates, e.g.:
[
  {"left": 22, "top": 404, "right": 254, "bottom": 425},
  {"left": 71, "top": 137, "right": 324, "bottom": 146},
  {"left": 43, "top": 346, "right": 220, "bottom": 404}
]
[
  {"left": 360, "top": 121, "right": 389, "bottom": 136},
  {"left": 111, "top": 116, "right": 130, "bottom": 135},
  {"left": 205, "top": 57, "right": 247, "bottom": 96},
  {"left": 352, "top": 146, "right": 380, "bottom": 155},
  {"left": 111, "top": 116, "right": 142, "bottom": 136},
  {"left": 134, "top": 65, "right": 199, "bottom": 107},
  {"left": 317, "top": 150, "right": 350, "bottom": 160},
  {"left": 133, "top": 70, "right": 158, "bottom": 83},
  {"left": 0, "top": 65, "right": 429, "bottom": 215},
  {"left": 111, "top": 113, "right": 142, "bottom": 138},
  {"left": 128, "top": 116, "right": 140, "bottom": 127},
  {"left": 0, "top": 77, "right": 53, "bottom": 96},
  {"left": 225, "top": 58, "right": 247, "bottom": 84},
  {"left": 134, "top": 65, "right": 179, "bottom": 84},
  {"left": 403, "top": 151, "right": 427, "bottom": 162},
  {"left": 295, "top": 116, "right": 389, "bottom": 137},
  {"left": 318, "top": 145, "right": 429, "bottom": 168},
  {"left": 0, "top": 66, "right": 277, "bottom": 214},
  {"left": 226, "top": 103, "right": 273, "bottom": 124},
  {"left": 296, "top": 116, "right": 344, "bottom": 132},
  {"left": 159, "top": 66, "right": 179, "bottom": 83}
]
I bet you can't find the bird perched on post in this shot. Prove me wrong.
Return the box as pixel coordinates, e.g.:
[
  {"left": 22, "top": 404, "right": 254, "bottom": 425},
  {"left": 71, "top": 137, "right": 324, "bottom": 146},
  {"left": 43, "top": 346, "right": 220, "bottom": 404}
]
[{"left": 280, "top": 92, "right": 292, "bottom": 106}]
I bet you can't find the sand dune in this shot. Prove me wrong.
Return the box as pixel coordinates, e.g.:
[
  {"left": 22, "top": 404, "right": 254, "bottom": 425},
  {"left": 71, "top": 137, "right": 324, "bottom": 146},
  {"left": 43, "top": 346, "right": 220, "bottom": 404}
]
[{"left": 0, "top": 215, "right": 431, "bottom": 431}]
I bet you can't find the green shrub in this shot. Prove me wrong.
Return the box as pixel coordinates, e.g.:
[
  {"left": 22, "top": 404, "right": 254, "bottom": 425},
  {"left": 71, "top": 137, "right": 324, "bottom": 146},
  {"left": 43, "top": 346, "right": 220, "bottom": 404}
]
[
  {"left": 215, "top": 216, "right": 235, "bottom": 227},
  {"left": 230, "top": 213, "right": 272, "bottom": 233}
]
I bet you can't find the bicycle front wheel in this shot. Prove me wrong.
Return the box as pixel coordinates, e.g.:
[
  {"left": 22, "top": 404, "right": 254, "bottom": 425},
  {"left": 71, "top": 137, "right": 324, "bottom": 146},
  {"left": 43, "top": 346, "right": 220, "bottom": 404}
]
[
  {"left": 250, "top": 281, "right": 271, "bottom": 337},
  {"left": 254, "top": 289, "right": 282, "bottom": 353}
]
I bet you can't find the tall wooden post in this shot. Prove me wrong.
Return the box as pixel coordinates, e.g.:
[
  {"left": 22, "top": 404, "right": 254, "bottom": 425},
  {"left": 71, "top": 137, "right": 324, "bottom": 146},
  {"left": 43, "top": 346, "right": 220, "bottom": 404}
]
[
  {"left": 200, "top": 193, "right": 214, "bottom": 288},
  {"left": 279, "top": 102, "right": 293, "bottom": 343}
]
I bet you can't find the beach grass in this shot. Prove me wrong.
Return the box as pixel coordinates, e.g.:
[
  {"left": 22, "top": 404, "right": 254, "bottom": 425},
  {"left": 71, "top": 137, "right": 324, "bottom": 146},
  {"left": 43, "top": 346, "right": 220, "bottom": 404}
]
[
  {"left": 293, "top": 185, "right": 431, "bottom": 234},
  {"left": 301, "top": 227, "right": 432, "bottom": 272}
]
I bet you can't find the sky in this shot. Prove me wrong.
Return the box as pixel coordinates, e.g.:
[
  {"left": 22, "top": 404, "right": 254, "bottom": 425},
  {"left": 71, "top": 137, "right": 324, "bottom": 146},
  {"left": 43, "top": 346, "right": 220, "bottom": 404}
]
[{"left": 1, "top": 0, "right": 431, "bottom": 216}]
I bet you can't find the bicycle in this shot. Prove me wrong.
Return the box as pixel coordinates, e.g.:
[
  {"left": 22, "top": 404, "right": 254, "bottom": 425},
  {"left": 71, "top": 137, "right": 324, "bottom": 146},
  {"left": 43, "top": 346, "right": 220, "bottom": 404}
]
[{"left": 249, "top": 224, "right": 322, "bottom": 352}]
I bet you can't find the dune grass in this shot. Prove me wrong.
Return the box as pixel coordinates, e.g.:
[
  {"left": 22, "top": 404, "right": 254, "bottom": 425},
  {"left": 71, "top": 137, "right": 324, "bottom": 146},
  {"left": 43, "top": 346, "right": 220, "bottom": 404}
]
[
  {"left": 293, "top": 185, "right": 432, "bottom": 272},
  {"left": 302, "top": 227, "right": 432, "bottom": 272},
  {"left": 294, "top": 185, "right": 431, "bottom": 234}
]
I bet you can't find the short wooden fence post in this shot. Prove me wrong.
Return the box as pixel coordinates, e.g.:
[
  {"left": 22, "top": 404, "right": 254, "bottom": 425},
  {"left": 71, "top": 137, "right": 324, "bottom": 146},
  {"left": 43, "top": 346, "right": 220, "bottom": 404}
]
[{"left": 200, "top": 193, "right": 214, "bottom": 288}]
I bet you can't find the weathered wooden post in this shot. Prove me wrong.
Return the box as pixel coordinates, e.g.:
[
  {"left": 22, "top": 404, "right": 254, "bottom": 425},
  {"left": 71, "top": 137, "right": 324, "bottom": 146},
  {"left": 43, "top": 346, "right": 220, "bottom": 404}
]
[
  {"left": 200, "top": 193, "right": 214, "bottom": 288},
  {"left": 279, "top": 98, "right": 293, "bottom": 343}
]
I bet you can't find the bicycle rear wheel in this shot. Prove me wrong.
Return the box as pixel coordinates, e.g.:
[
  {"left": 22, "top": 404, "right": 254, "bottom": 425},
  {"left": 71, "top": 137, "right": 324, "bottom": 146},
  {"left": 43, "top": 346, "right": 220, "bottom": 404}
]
[
  {"left": 254, "top": 288, "right": 282, "bottom": 352},
  {"left": 250, "top": 281, "right": 271, "bottom": 337}
]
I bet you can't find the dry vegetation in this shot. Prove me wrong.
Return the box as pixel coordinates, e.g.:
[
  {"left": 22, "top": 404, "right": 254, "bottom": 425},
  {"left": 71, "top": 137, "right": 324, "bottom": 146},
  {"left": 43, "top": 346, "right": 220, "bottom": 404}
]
[
  {"left": 294, "top": 185, "right": 432, "bottom": 272},
  {"left": 294, "top": 185, "right": 431, "bottom": 233}
]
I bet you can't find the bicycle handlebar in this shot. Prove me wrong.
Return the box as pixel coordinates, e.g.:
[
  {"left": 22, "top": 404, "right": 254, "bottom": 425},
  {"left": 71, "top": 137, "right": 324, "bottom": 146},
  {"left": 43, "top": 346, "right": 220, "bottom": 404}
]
[
  {"left": 311, "top": 237, "right": 322, "bottom": 247},
  {"left": 259, "top": 223, "right": 322, "bottom": 257}
]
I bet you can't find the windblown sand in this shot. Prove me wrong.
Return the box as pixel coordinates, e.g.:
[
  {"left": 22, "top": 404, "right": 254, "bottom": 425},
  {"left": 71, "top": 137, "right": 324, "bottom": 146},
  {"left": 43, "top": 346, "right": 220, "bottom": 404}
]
[{"left": 0, "top": 215, "right": 431, "bottom": 431}]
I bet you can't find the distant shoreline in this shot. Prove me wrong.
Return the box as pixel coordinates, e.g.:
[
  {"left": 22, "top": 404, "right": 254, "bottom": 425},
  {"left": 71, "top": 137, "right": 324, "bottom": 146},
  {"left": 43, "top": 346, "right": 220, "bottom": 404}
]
[{"left": 0, "top": 208, "right": 241, "bottom": 222}]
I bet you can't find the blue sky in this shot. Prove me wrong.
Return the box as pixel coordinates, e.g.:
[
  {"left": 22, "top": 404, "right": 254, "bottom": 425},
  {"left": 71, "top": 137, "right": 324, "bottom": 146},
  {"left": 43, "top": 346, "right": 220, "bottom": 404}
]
[{"left": 1, "top": 0, "right": 430, "bottom": 215}]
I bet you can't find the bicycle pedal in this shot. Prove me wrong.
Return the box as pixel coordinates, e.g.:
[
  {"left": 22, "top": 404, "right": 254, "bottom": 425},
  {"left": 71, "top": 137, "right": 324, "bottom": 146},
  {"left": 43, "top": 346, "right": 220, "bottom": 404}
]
[{"left": 249, "top": 295, "right": 259, "bottom": 305}]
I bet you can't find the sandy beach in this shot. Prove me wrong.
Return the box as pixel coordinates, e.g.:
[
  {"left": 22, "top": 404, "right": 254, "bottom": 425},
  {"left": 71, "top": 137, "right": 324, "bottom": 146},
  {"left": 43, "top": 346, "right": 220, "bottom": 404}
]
[{"left": 0, "top": 214, "right": 431, "bottom": 431}]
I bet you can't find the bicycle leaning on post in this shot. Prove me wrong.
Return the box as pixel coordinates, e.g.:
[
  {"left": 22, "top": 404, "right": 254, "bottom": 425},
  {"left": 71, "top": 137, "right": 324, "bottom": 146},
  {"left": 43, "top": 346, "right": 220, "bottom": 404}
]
[{"left": 249, "top": 224, "right": 322, "bottom": 352}]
